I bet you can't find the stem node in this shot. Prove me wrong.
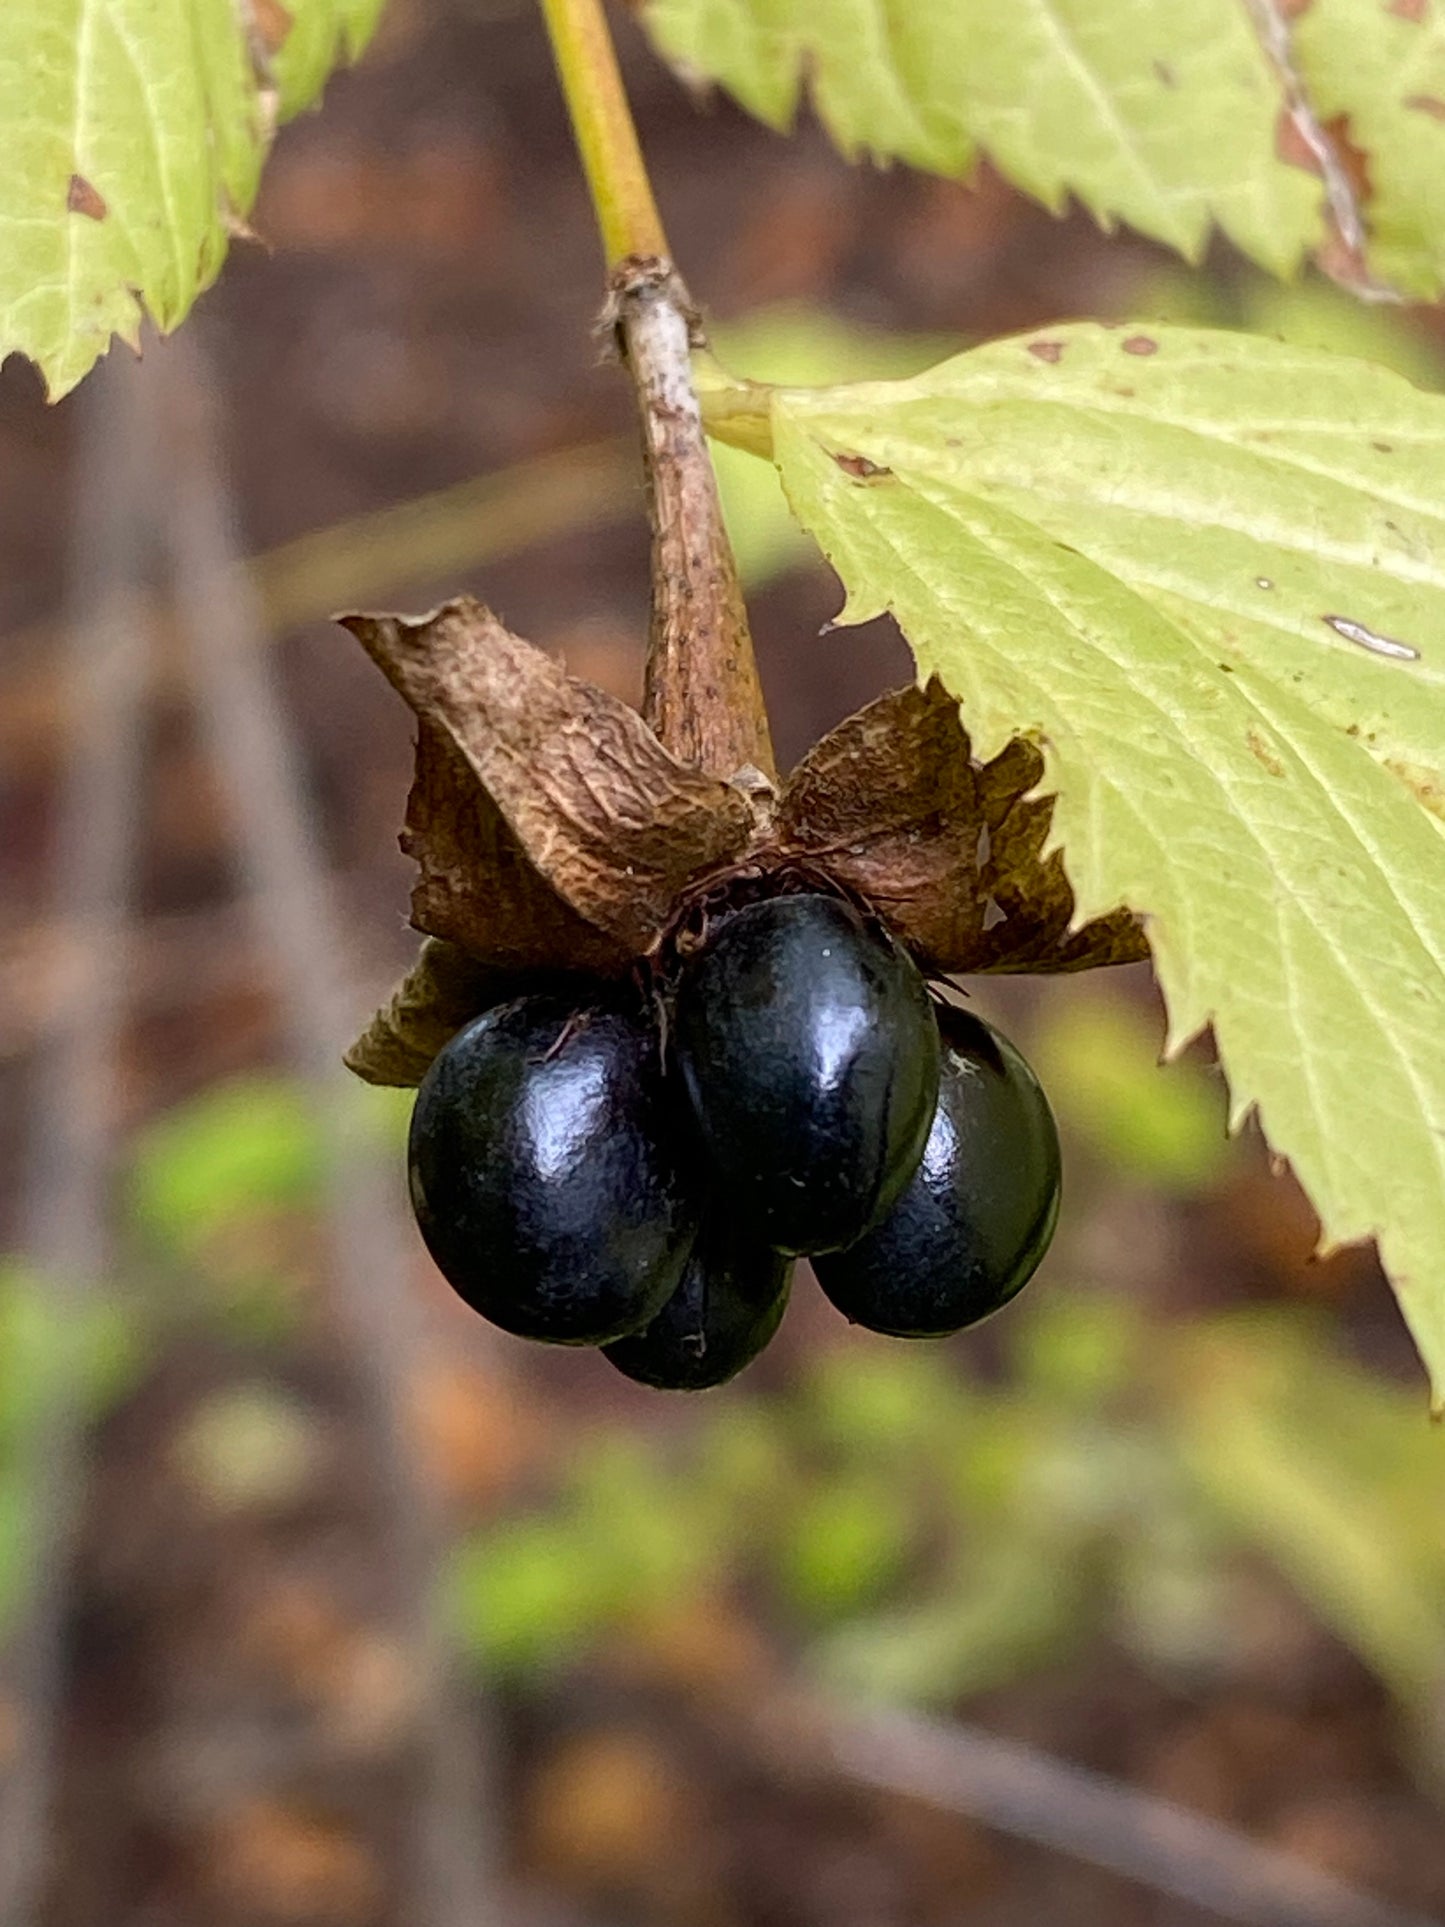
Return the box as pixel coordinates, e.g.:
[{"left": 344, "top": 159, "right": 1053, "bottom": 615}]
[{"left": 541, "top": 0, "right": 777, "bottom": 790}]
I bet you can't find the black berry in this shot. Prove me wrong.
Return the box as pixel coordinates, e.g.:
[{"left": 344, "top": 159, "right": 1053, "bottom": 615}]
[
  {"left": 673, "top": 894, "right": 939, "bottom": 1255},
  {"left": 603, "top": 1220, "right": 792, "bottom": 1390},
  {"left": 814, "top": 1006, "right": 1060, "bottom": 1336},
  {"left": 408, "top": 992, "right": 696, "bottom": 1344}
]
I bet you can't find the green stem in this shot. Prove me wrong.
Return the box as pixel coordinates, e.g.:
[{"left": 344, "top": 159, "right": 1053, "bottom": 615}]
[{"left": 538, "top": 0, "right": 669, "bottom": 266}]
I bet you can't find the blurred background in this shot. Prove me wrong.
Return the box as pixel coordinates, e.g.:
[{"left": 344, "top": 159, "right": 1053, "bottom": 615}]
[{"left": 2, "top": 1, "right": 1444, "bottom": 1922}]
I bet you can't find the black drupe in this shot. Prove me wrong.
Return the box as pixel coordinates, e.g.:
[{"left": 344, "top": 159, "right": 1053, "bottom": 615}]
[
  {"left": 603, "top": 1220, "right": 792, "bottom": 1390},
  {"left": 408, "top": 992, "right": 696, "bottom": 1344},
  {"left": 814, "top": 1006, "right": 1060, "bottom": 1336},
  {"left": 672, "top": 894, "right": 939, "bottom": 1255}
]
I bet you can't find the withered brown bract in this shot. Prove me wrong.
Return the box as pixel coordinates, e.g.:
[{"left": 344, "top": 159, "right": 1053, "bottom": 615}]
[
  {"left": 343, "top": 261, "right": 1145, "bottom": 1090},
  {"left": 343, "top": 607, "right": 1145, "bottom": 1089},
  {"left": 344, "top": 937, "right": 521, "bottom": 1088},
  {"left": 775, "top": 681, "right": 1146, "bottom": 978},
  {"left": 403, "top": 721, "right": 628, "bottom": 976}
]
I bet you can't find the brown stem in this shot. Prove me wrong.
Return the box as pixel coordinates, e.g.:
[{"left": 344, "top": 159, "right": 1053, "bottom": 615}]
[{"left": 610, "top": 255, "right": 778, "bottom": 788}]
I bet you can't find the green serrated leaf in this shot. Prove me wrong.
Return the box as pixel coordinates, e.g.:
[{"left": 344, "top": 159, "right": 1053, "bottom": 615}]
[
  {"left": 706, "top": 304, "right": 961, "bottom": 588},
  {"left": 644, "top": 0, "right": 1320, "bottom": 274},
  {"left": 1291, "top": 0, "right": 1445, "bottom": 300},
  {"left": 709, "top": 323, "right": 1445, "bottom": 1399},
  {"left": 0, "top": 0, "right": 382, "bottom": 399},
  {"left": 270, "top": 0, "right": 385, "bottom": 117}
]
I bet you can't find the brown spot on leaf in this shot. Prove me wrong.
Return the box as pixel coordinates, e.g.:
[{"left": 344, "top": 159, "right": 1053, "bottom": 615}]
[
  {"left": 66, "top": 174, "right": 106, "bottom": 221},
  {"left": 1027, "top": 339, "right": 1065, "bottom": 364},
  {"left": 1384, "top": 757, "right": 1445, "bottom": 822},
  {"left": 1153, "top": 60, "right": 1177, "bottom": 86},
  {"left": 1121, "top": 335, "right": 1158, "bottom": 357},
  {"left": 1388, "top": 0, "right": 1426, "bottom": 21},
  {"left": 833, "top": 452, "right": 893, "bottom": 481},
  {"left": 776, "top": 682, "right": 1148, "bottom": 975},
  {"left": 1325, "top": 115, "right": 1375, "bottom": 202},
  {"left": 251, "top": 0, "right": 295, "bottom": 53},
  {"left": 1405, "top": 93, "right": 1445, "bottom": 119},
  {"left": 1247, "top": 730, "right": 1286, "bottom": 778},
  {"left": 1373, "top": 441, "right": 1395, "bottom": 453},
  {"left": 342, "top": 599, "right": 752, "bottom": 962}
]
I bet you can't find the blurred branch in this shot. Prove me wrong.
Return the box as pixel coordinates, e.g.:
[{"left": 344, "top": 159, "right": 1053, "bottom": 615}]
[
  {"left": 830, "top": 1706, "right": 1438, "bottom": 1927},
  {"left": 0, "top": 879, "right": 414, "bottom": 1068},
  {"left": 0, "top": 437, "right": 637, "bottom": 779},
  {"left": 155, "top": 330, "right": 499, "bottom": 1926},
  {"left": 259, "top": 437, "right": 634, "bottom": 631},
  {"left": 0, "top": 357, "right": 159, "bottom": 1924}
]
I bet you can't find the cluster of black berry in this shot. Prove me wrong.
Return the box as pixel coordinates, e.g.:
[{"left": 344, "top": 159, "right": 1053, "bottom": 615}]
[{"left": 407, "top": 893, "right": 1060, "bottom": 1390}]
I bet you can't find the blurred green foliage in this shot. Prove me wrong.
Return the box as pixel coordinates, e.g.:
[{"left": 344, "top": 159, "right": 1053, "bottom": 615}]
[
  {"left": 442, "top": 992, "right": 1445, "bottom": 1745},
  {"left": 704, "top": 278, "right": 1443, "bottom": 597},
  {"left": 128, "top": 1074, "right": 323, "bottom": 1257},
  {"left": 126, "top": 1072, "right": 406, "bottom": 1344},
  {"left": 452, "top": 1298, "right": 1445, "bottom": 1750},
  {"left": 1031, "top": 990, "right": 1231, "bottom": 1194},
  {"left": 0, "top": 992, "right": 1440, "bottom": 1756},
  {"left": 0, "top": 1262, "right": 144, "bottom": 1630},
  {"left": 1139, "top": 264, "right": 1443, "bottom": 389},
  {"left": 128, "top": 1075, "right": 323, "bottom": 1343}
]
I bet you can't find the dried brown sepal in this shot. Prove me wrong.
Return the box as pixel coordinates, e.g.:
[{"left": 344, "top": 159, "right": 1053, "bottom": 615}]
[
  {"left": 777, "top": 681, "right": 1147, "bottom": 976},
  {"left": 344, "top": 938, "right": 516, "bottom": 1088},
  {"left": 975, "top": 743, "right": 1148, "bottom": 974},
  {"left": 404, "top": 723, "right": 629, "bottom": 974},
  {"left": 342, "top": 598, "right": 754, "bottom": 958}
]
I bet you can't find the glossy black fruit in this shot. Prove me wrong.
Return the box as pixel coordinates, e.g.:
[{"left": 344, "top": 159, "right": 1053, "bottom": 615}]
[
  {"left": 673, "top": 894, "right": 939, "bottom": 1255},
  {"left": 604, "top": 1219, "right": 792, "bottom": 1390},
  {"left": 408, "top": 993, "right": 696, "bottom": 1344},
  {"left": 814, "top": 1006, "right": 1060, "bottom": 1336}
]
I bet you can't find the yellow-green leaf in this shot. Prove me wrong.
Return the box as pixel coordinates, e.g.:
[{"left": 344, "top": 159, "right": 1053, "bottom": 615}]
[
  {"left": 644, "top": 0, "right": 1320, "bottom": 274},
  {"left": 706, "top": 303, "right": 962, "bottom": 587},
  {"left": 269, "top": 0, "right": 384, "bottom": 116},
  {"left": 0, "top": 0, "right": 383, "bottom": 399},
  {"left": 707, "top": 323, "right": 1445, "bottom": 1399}
]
